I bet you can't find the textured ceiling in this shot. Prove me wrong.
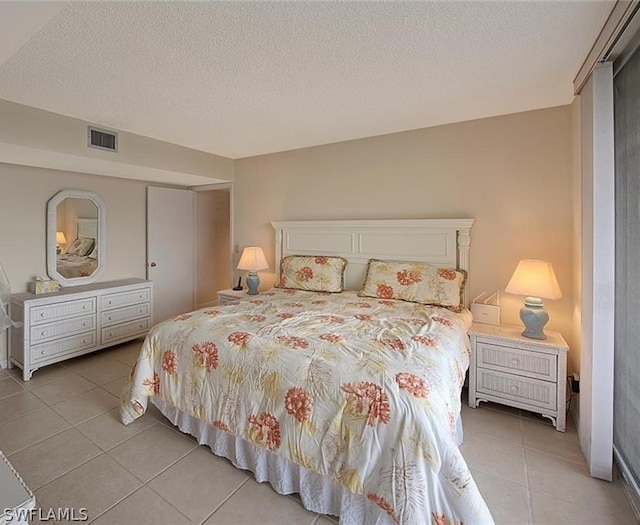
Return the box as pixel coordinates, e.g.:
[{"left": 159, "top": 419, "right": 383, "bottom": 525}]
[{"left": 0, "top": 1, "right": 614, "bottom": 159}]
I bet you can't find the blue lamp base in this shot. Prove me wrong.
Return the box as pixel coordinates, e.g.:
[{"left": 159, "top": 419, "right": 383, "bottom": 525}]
[
  {"left": 519, "top": 297, "right": 549, "bottom": 340},
  {"left": 246, "top": 272, "right": 260, "bottom": 295}
]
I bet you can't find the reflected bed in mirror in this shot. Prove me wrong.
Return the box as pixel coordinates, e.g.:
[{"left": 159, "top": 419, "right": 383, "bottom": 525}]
[{"left": 47, "top": 190, "right": 106, "bottom": 286}]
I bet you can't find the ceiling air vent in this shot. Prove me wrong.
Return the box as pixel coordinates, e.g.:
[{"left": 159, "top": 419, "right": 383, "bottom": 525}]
[{"left": 88, "top": 126, "right": 118, "bottom": 152}]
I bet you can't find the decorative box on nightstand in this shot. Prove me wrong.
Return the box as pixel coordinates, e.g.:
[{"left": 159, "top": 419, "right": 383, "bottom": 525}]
[
  {"left": 468, "top": 322, "right": 569, "bottom": 431},
  {"left": 217, "top": 288, "right": 249, "bottom": 306}
]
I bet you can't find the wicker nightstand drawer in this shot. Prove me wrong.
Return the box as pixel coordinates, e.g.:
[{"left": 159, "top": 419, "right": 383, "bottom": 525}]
[
  {"left": 476, "top": 341, "right": 557, "bottom": 381},
  {"left": 477, "top": 367, "right": 557, "bottom": 410}
]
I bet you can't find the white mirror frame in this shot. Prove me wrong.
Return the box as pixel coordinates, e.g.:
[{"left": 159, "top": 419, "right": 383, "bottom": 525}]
[{"left": 47, "top": 189, "right": 106, "bottom": 286}]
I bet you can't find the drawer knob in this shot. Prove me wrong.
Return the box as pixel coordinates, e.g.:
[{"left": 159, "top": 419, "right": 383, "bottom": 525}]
[
  {"left": 82, "top": 339, "right": 87, "bottom": 344},
  {"left": 510, "top": 385, "right": 519, "bottom": 393},
  {"left": 41, "top": 331, "right": 46, "bottom": 336},
  {"left": 40, "top": 350, "right": 45, "bottom": 356},
  {"left": 511, "top": 358, "right": 520, "bottom": 366},
  {"left": 82, "top": 305, "right": 87, "bottom": 310},
  {"left": 40, "top": 312, "right": 45, "bottom": 318},
  {"left": 108, "top": 316, "right": 112, "bottom": 321}
]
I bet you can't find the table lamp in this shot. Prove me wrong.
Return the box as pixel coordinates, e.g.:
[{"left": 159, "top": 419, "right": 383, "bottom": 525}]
[
  {"left": 55, "top": 231, "right": 67, "bottom": 254},
  {"left": 505, "top": 259, "right": 562, "bottom": 340},
  {"left": 237, "top": 247, "right": 269, "bottom": 295}
]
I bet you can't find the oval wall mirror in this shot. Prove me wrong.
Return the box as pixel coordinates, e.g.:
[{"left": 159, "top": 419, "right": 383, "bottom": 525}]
[{"left": 47, "top": 189, "right": 106, "bottom": 286}]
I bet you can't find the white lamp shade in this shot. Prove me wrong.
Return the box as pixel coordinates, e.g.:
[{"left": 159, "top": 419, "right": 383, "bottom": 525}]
[
  {"left": 56, "top": 231, "right": 67, "bottom": 244},
  {"left": 505, "top": 259, "right": 562, "bottom": 300},
  {"left": 237, "top": 247, "right": 269, "bottom": 272}
]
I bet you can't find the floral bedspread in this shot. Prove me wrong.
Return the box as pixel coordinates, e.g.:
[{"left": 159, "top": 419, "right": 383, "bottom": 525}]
[{"left": 120, "top": 289, "right": 493, "bottom": 524}]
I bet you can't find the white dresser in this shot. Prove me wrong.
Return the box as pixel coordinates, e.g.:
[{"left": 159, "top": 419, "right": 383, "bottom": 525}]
[
  {"left": 468, "top": 322, "right": 569, "bottom": 431},
  {"left": 10, "top": 278, "right": 152, "bottom": 381}
]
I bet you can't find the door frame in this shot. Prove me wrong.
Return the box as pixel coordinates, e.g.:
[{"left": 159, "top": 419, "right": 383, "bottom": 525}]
[{"left": 190, "top": 182, "right": 234, "bottom": 290}]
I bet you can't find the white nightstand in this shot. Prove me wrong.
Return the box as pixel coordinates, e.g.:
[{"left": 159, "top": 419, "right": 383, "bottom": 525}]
[
  {"left": 468, "top": 322, "right": 569, "bottom": 431},
  {"left": 217, "top": 288, "right": 249, "bottom": 305}
]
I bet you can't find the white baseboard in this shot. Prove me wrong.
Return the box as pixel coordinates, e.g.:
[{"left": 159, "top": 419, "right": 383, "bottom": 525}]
[
  {"left": 614, "top": 446, "right": 640, "bottom": 522},
  {"left": 0, "top": 359, "right": 8, "bottom": 369}
]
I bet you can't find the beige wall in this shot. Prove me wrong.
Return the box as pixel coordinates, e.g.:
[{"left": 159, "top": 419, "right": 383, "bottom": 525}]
[
  {"left": 0, "top": 162, "right": 148, "bottom": 292},
  {"left": 196, "top": 188, "right": 231, "bottom": 307},
  {"left": 234, "top": 105, "right": 575, "bottom": 347},
  {"left": 0, "top": 99, "right": 235, "bottom": 185}
]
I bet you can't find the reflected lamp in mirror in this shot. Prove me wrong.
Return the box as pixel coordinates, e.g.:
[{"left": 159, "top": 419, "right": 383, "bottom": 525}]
[
  {"left": 237, "top": 247, "right": 269, "bottom": 295},
  {"left": 505, "top": 259, "right": 562, "bottom": 340},
  {"left": 55, "top": 232, "right": 67, "bottom": 254}
]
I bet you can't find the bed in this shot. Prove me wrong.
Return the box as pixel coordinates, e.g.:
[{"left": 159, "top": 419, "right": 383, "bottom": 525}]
[
  {"left": 120, "top": 219, "right": 494, "bottom": 525},
  {"left": 56, "top": 219, "right": 98, "bottom": 278}
]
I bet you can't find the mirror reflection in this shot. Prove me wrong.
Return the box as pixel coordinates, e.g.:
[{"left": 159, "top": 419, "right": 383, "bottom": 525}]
[
  {"left": 55, "top": 197, "right": 99, "bottom": 279},
  {"left": 47, "top": 189, "right": 105, "bottom": 286}
]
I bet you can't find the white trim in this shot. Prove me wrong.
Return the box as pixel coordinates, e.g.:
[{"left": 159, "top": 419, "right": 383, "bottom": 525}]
[
  {"left": 46, "top": 189, "right": 106, "bottom": 287},
  {"left": 614, "top": 446, "right": 640, "bottom": 521},
  {"left": 580, "top": 63, "right": 615, "bottom": 480},
  {"left": 573, "top": 1, "right": 639, "bottom": 94}
]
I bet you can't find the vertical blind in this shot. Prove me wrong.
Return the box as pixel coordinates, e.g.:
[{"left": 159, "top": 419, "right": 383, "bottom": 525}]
[{"left": 614, "top": 32, "right": 640, "bottom": 494}]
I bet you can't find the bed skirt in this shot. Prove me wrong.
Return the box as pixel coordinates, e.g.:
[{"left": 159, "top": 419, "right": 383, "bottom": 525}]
[{"left": 152, "top": 398, "right": 464, "bottom": 525}]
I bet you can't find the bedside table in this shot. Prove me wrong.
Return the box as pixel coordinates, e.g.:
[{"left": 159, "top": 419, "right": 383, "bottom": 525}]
[
  {"left": 217, "top": 288, "right": 249, "bottom": 305},
  {"left": 468, "top": 323, "right": 569, "bottom": 431}
]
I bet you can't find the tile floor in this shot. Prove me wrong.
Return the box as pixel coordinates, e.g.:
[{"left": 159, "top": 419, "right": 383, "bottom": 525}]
[{"left": 0, "top": 339, "right": 637, "bottom": 525}]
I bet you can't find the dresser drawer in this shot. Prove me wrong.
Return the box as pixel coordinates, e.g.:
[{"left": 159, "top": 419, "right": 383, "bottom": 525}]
[
  {"left": 101, "top": 288, "right": 150, "bottom": 310},
  {"left": 101, "top": 303, "right": 150, "bottom": 327},
  {"left": 30, "top": 314, "right": 96, "bottom": 344},
  {"left": 476, "top": 341, "right": 556, "bottom": 381},
  {"left": 477, "top": 367, "right": 557, "bottom": 410},
  {"left": 30, "top": 298, "right": 96, "bottom": 325},
  {"left": 32, "top": 331, "right": 97, "bottom": 363},
  {"left": 101, "top": 317, "right": 150, "bottom": 345}
]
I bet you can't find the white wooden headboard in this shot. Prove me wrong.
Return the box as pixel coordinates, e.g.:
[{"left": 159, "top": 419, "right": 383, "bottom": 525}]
[
  {"left": 271, "top": 219, "right": 474, "bottom": 306},
  {"left": 77, "top": 218, "right": 97, "bottom": 239}
]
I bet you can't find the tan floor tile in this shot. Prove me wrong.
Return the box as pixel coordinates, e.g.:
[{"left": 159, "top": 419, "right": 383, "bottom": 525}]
[
  {"left": 0, "top": 407, "right": 70, "bottom": 455},
  {"left": 60, "top": 354, "right": 114, "bottom": 372},
  {"left": 0, "top": 376, "right": 25, "bottom": 399},
  {"left": 36, "top": 454, "right": 142, "bottom": 524},
  {"left": 31, "top": 501, "right": 59, "bottom": 524},
  {"left": 51, "top": 388, "right": 118, "bottom": 425},
  {"left": 76, "top": 407, "right": 157, "bottom": 451},
  {"left": 149, "top": 446, "right": 249, "bottom": 522},
  {"left": 74, "top": 360, "right": 133, "bottom": 386},
  {"left": 460, "top": 432, "right": 528, "bottom": 485},
  {"left": 530, "top": 487, "right": 637, "bottom": 524},
  {"left": 107, "top": 424, "right": 197, "bottom": 482},
  {"left": 471, "top": 468, "right": 530, "bottom": 525},
  {"left": 101, "top": 376, "right": 126, "bottom": 397},
  {"left": 526, "top": 449, "right": 624, "bottom": 509},
  {"left": 100, "top": 341, "right": 143, "bottom": 366},
  {"left": 521, "top": 418, "right": 584, "bottom": 463},
  {"left": 29, "top": 375, "right": 95, "bottom": 405},
  {"left": 13, "top": 364, "right": 75, "bottom": 390},
  {"left": 204, "top": 478, "right": 317, "bottom": 525},
  {"left": 7, "top": 428, "right": 101, "bottom": 490},
  {"left": 0, "top": 367, "right": 10, "bottom": 378},
  {"left": 0, "top": 390, "right": 46, "bottom": 423},
  {"left": 91, "top": 486, "right": 190, "bottom": 525},
  {"left": 461, "top": 403, "right": 523, "bottom": 445}
]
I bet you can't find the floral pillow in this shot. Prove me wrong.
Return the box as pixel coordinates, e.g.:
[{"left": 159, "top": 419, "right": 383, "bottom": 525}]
[
  {"left": 65, "top": 237, "right": 95, "bottom": 257},
  {"left": 359, "top": 259, "right": 467, "bottom": 311},
  {"left": 275, "top": 255, "right": 347, "bottom": 293}
]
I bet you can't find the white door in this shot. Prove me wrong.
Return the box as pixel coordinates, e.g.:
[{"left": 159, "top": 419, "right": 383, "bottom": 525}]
[{"left": 147, "top": 187, "right": 195, "bottom": 323}]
